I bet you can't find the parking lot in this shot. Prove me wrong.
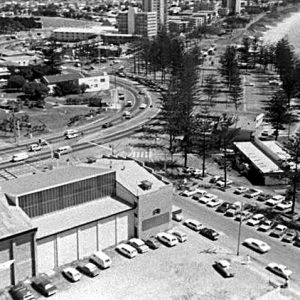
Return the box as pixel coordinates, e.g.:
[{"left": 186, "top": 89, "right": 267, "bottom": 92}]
[{"left": 27, "top": 224, "right": 278, "bottom": 300}]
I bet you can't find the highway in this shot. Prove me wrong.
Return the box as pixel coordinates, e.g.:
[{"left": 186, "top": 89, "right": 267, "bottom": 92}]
[
  {"left": 0, "top": 77, "right": 161, "bottom": 169},
  {"left": 174, "top": 189, "right": 300, "bottom": 290}
]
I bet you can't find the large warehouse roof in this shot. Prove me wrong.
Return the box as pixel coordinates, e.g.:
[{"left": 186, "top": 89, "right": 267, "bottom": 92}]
[
  {"left": 32, "top": 196, "right": 132, "bottom": 239},
  {"left": 85, "top": 159, "right": 167, "bottom": 196},
  {"left": 234, "top": 142, "right": 283, "bottom": 174},
  {"left": 0, "top": 193, "right": 34, "bottom": 240},
  {"left": 0, "top": 166, "right": 112, "bottom": 197}
]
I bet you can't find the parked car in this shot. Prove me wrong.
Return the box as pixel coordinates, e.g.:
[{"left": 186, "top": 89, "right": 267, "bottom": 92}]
[
  {"left": 234, "top": 210, "right": 252, "bottom": 222},
  {"left": 209, "top": 175, "right": 223, "bottom": 183},
  {"left": 225, "top": 208, "right": 238, "bottom": 217},
  {"left": 257, "top": 219, "right": 273, "bottom": 232},
  {"left": 90, "top": 251, "right": 112, "bottom": 269},
  {"left": 144, "top": 237, "right": 160, "bottom": 249},
  {"left": 256, "top": 193, "right": 273, "bottom": 202},
  {"left": 77, "top": 262, "right": 99, "bottom": 277},
  {"left": 275, "top": 201, "right": 293, "bottom": 211},
  {"left": 116, "top": 243, "right": 138, "bottom": 258},
  {"left": 128, "top": 238, "right": 149, "bottom": 253},
  {"left": 243, "top": 238, "right": 271, "bottom": 253},
  {"left": 270, "top": 224, "right": 288, "bottom": 238},
  {"left": 139, "top": 103, "right": 147, "bottom": 109},
  {"left": 32, "top": 275, "right": 57, "bottom": 297},
  {"left": 199, "top": 193, "right": 217, "bottom": 204},
  {"left": 294, "top": 237, "right": 300, "bottom": 247},
  {"left": 234, "top": 186, "right": 249, "bottom": 194},
  {"left": 10, "top": 283, "right": 35, "bottom": 300},
  {"left": 266, "top": 262, "right": 292, "bottom": 279},
  {"left": 231, "top": 201, "right": 242, "bottom": 210},
  {"left": 247, "top": 214, "right": 265, "bottom": 226},
  {"left": 207, "top": 198, "right": 223, "bottom": 208},
  {"left": 216, "top": 179, "right": 233, "bottom": 188},
  {"left": 200, "top": 227, "right": 220, "bottom": 240},
  {"left": 183, "top": 219, "right": 203, "bottom": 231},
  {"left": 168, "top": 229, "right": 187, "bottom": 242},
  {"left": 214, "top": 260, "right": 234, "bottom": 278},
  {"left": 282, "top": 229, "right": 297, "bottom": 243},
  {"left": 62, "top": 267, "right": 81, "bottom": 282},
  {"left": 216, "top": 202, "right": 230, "bottom": 213},
  {"left": 266, "top": 195, "right": 285, "bottom": 207},
  {"left": 180, "top": 189, "right": 199, "bottom": 197},
  {"left": 29, "top": 143, "right": 42, "bottom": 152},
  {"left": 156, "top": 232, "right": 178, "bottom": 247},
  {"left": 191, "top": 190, "right": 207, "bottom": 200},
  {"left": 244, "top": 188, "right": 262, "bottom": 198}
]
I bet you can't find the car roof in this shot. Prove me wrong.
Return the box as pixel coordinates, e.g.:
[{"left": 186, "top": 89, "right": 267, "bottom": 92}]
[{"left": 218, "top": 260, "right": 230, "bottom": 267}]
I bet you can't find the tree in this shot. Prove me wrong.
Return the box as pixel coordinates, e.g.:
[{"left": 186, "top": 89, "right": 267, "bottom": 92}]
[
  {"left": 264, "top": 90, "right": 290, "bottom": 140},
  {"left": 23, "top": 82, "right": 49, "bottom": 102},
  {"left": 284, "top": 135, "right": 300, "bottom": 215},
  {"left": 6, "top": 75, "right": 26, "bottom": 89},
  {"left": 54, "top": 81, "right": 80, "bottom": 96},
  {"left": 229, "top": 72, "right": 243, "bottom": 112},
  {"left": 202, "top": 73, "right": 219, "bottom": 106}
]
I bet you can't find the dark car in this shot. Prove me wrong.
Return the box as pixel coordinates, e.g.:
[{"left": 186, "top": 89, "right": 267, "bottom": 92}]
[
  {"left": 10, "top": 283, "right": 35, "bottom": 300},
  {"left": 294, "top": 237, "right": 300, "bottom": 247},
  {"left": 200, "top": 227, "right": 220, "bottom": 240},
  {"left": 144, "top": 237, "right": 160, "bottom": 250},
  {"left": 270, "top": 225, "right": 288, "bottom": 238},
  {"left": 102, "top": 122, "right": 113, "bottom": 128},
  {"left": 282, "top": 230, "right": 297, "bottom": 243},
  {"left": 32, "top": 276, "right": 57, "bottom": 297},
  {"left": 213, "top": 260, "right": 234, "bottom": 278},
  {"left": 216, "top": 202, "right": 230, "bottom": 213},
  {"left": 77, "top": 262, "right": 100, "bottom": 277}
]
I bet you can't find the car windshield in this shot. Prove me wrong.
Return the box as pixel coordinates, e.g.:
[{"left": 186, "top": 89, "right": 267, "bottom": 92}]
[{"left": 44, "top": 284, "right": 52, "bottom": 289}]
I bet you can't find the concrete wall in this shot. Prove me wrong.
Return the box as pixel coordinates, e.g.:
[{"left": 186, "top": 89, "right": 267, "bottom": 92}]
[
  {"left": 78, "top": 75, "right": 110, "bottom": 92},
  {"left": 137, "top": 184, "right": 173, "bottom": 239}
]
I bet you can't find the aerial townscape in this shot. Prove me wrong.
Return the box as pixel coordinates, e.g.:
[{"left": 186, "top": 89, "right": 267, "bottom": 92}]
[{"left": 0, "top": 0, "right": 300, "bottom": 299}]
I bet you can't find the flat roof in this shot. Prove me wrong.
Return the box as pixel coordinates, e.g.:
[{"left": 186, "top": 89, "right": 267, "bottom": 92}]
[
  {"left": 262, "top": 141, "right": 290, "bottom": 161},
  {"left": 0, "top": 193, "right": 34, "bottom": 240},
  {"left": 80, "top": 159, "right": 166, "bottom": 196},
  {"left": 32, "top": 197, "right": 132, "bottom": 239},
  {"left": 53, "top": 27, "right": 97, "bottom": 33},
  {"left": 0, "top": 166, "right": 112, "bottom": 197},
  {"left": 43, "top": 73, "right": 84, "bottom": 84},
  {"left": 234, "top": 141, "right": 283, "bottom": 174}
]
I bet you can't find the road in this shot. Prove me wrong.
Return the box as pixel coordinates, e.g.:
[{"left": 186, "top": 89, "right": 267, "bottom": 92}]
[{"left": 173, "top": 188, "right": 300, "bottom": 292}]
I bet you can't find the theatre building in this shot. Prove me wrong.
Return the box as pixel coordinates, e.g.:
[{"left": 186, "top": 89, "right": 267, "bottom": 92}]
[{"left": 0, "top": 158, "right": 172, "bottom": 288}]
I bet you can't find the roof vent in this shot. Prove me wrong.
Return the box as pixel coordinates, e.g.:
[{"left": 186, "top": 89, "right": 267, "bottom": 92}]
[{"left": 139, "top": 180, "right": 152, "bottom": 190}]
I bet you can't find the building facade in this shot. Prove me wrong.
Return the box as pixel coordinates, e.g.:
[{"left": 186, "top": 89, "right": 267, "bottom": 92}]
[
  {"left": 52, "top": 28, "right": 97, "bottom": 42},
  {"left": 142, "top": 0, "right": 167, "bottom": 29},
  {"left": 0, "top": 159, "right": 172, "bottom": 287},
  {"left": 135, "top": 12, "right": 158, "bottom": 38}
]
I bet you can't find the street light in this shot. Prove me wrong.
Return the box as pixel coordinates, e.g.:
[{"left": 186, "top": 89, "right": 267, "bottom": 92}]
[{"left": 39, "top": 138, "right": 53, "bottom": 160}]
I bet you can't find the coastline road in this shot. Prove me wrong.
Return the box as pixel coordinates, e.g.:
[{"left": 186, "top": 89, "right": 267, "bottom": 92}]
[{"left": 173, "top": 193, "right": 300, "bottom": 290}]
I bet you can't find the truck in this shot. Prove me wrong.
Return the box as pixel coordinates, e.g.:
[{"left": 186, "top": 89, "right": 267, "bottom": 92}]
[{"left": 172, "top": 205, "right": 183, "bottom": 222}]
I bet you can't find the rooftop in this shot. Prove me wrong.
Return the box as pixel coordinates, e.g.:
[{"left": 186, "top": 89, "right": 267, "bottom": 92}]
[
  {"left": 262, "top": 141, "right": 290, "bottom": 161},
  {"left": 0, "top": 193, "right": 34, "bottom": 241},
  {"left": 32, "top": 196, "right": 132, "bottom": 239},
  {"left": 79, "top": 158, "right": 166, "bottom": 196},
  {"left": 234, "top": 141, "right": 283, "bottom": 174},
  {"left": 43, "top": 73, "right": 85, "bottom": 84},
  {"left": 0, "top": 166, "right": 112, "bottom": 197}
]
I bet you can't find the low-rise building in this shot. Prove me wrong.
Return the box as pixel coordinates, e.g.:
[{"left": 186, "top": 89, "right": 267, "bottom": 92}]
[{"left": 0, "top": 158, "right": 172, "bottom": 288}]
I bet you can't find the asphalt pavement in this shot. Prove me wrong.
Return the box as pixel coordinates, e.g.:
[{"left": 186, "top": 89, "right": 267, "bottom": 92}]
[{"left": 173, "top": 190, "right": 300, "bottom": 293}]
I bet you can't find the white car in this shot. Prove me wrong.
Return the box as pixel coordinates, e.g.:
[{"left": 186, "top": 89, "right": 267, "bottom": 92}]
[
  {"left": 207, "top": 198, "right": 223, "bottom": 207},
  {"left": 62, "top": 267, "right": 81, "bottom": 282},
  {"left": 156, "top": 232, "right": 178, "bottom": 247},
  {"left": 234, "top": 186, "right": 249, "bottom": 194},
  {"left": 257, "top": 220, "right": 273, "bottom": 232},
  {"left": 199, "top": 193, "right": 217, "bottom": 204},
  {"left": 29, "top": 143, "right": 42, "bottom": 151},
  {"left": 275, "top": 201, "right": 293, "bottom": 211},
  {"left": 183, "top": 219, "right": 203, "bottom": 231},
  {"left": 243, "top": 238, "right": 271, "bottom": 253},
  {"left": 247, "top": 214, "right": 265, "bottom": 226},
  {"left": 180, "top": 189, "right": 198, "bottom": 197},
  {"left": 216, "top": 179, "right": 233, "bottom": 187},
  {"left": 116, "top": 243, "right": 138, "bottom": 258},
  {"left": 244, "top": 188, "right": 262, "bottom": 198},
  {"left": 168, "top": 229, "right": 187, "bottom": 243},
  {"left": 139, "top": 103, "right": 147, "bottom": 109},
  {"left": 267, "top": 262, "right": 292, "bottom": 279},
  {"left": 128, "top": 238, "right": 149, "bottom": 253},
  {"left": 266, "top": 195, "right": 285, "bottom": 207}
]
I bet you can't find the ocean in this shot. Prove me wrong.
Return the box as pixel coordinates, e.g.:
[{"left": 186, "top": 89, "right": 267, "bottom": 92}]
[{"left": 262, "top": 11, "right": 300, "bottom": 56}]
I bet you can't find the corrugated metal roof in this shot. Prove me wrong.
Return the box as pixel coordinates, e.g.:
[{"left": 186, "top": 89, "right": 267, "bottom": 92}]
[
  {"left": 0, "top": 166, "right": 112, "bottom": 197},
  {"left": 43, "top": 73, "right": 84, "bottom": 84}
]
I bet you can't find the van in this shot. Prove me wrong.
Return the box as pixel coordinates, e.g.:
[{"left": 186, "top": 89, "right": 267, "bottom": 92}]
[
  {"left": 90, "top": 251, "right": 112, "bottom": 269},
  {"left": 54, "top": 145, "right": 72, "bottom": 158},
  {"left": 11, "top": 152, "right": 29, "bottom": 162}
]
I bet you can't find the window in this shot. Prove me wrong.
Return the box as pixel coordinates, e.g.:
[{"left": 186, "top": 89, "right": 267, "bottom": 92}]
[{"left": 100, "top": 78, "right": 105, "bottom": 82}]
